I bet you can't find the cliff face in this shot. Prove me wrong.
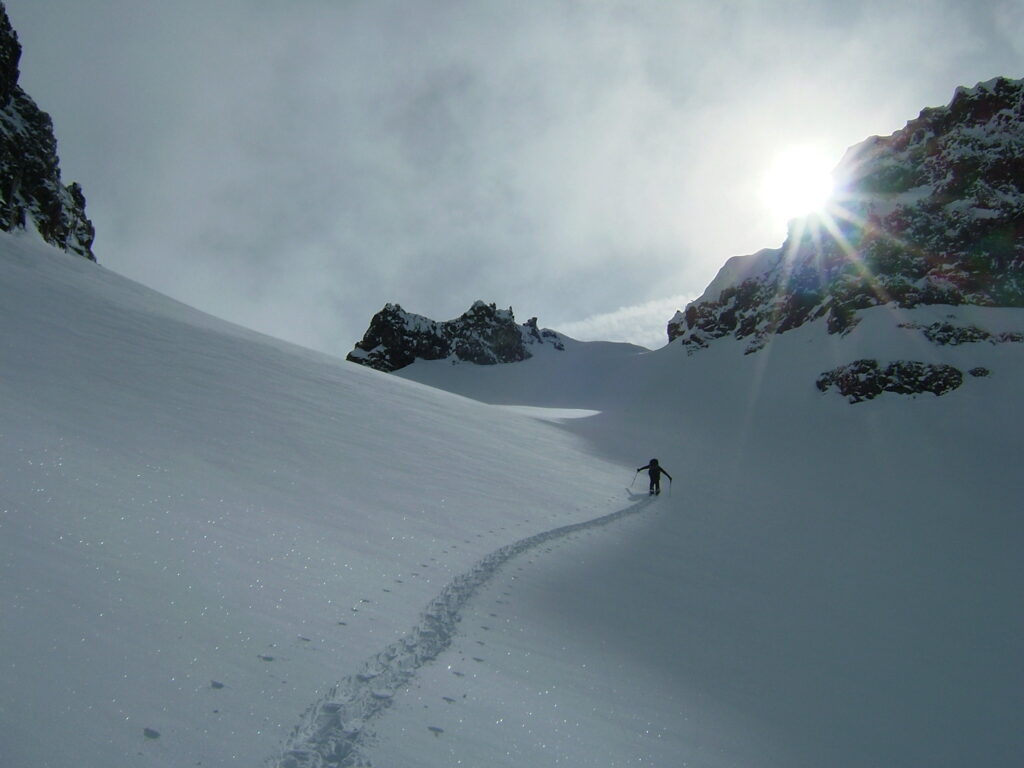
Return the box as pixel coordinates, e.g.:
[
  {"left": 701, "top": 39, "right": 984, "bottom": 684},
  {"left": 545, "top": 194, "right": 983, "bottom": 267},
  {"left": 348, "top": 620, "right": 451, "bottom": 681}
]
[
  {"left": 0, "top": 3, "right": 95, "bottom": 260},
  {"left": 670, "top": 77, "right": 1024, "bottom": 354},
  {"left": 347, "top": 301, "right": 565, "bottom": 373}
]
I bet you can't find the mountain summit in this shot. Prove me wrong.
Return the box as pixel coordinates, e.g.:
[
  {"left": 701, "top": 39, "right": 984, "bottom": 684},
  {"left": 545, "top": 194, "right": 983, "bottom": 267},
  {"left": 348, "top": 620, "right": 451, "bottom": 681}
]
[
  {"left": 347, "top": 301, "right": 566, "bottom": 372},
  {"left": 0, "top": 3, "right": 94, "bottom": 260},
  {"left": 670, "top": 76, "right": 1024, "bottom": 354}
]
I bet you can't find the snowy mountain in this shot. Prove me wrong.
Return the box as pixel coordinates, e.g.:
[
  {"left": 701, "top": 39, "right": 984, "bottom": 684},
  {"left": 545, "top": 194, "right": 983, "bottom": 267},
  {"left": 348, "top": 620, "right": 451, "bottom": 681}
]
[
  {"left": 5, "top": 228, "right": 1021, "bottom": 768},
  {"left": 0, "top": 3, "right": 94, "bottom": 260},
  {"left": 671, "top": 77, "right": 1024, "bottom": 357},
  {"left": 348, "top": 293, "right": 1024, "bottom": 768},
  {"left": 2, "top": 45, "right": 1022, "bottom": 768},
  {"left": 347, "top": 300, "right": 574, "bottom": 372},
  {"left": 346, "top": 301, "right": 649, "bottom": 408},
  {"left": 356, "top": 80, "right": 1024, "bottom": 405},
  {"left": 352, "top": 78, "right": 1024, "bottom": 768}
]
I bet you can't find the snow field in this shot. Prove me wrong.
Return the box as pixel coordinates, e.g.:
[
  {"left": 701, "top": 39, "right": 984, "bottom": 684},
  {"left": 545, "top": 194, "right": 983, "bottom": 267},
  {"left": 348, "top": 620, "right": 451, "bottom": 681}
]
[
  {"left": 0, "top": 233, "right": 628, "bottom": 768},
  {"left": 394, "top": 298, "right": 1024, "bottom": 768},
  {"left": 276, "top": 494, "right": 656, "bottom": 766},
  {"left": 364, "top": 498, "right": 703, "bottom": 768},
  {"left": 2, "top": 230, "right": 1022, "bottom": 767}
]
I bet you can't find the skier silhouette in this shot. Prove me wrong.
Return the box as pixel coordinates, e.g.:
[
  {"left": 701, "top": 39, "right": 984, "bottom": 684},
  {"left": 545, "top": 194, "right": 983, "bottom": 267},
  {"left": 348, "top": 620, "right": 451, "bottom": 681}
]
[{"left": 637, "top": 458, "right": 672, "bottom": 495}]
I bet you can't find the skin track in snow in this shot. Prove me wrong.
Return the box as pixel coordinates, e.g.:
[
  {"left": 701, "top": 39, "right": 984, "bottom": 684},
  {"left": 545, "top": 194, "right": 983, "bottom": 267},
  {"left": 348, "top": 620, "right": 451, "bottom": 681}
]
[{"left": 274, "top": 495, "right": 653, "bottom": 768}]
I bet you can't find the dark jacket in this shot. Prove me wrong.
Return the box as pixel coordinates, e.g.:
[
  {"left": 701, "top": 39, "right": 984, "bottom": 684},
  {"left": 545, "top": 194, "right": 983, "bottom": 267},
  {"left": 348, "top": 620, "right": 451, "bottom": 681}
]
[{"left": 637, "top": 461, "right": 672, "bottom": 482}]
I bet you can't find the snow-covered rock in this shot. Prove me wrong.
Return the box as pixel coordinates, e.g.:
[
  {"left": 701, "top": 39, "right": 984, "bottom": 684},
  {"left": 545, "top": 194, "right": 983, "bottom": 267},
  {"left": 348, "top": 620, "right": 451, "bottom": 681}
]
[
  {"left": 670, "top": 76, "right": 1024, "bottom": 354},
  {"left": 0, "top": 3, "right": 94, "bottom": 260},
  {"left": 346, "top": 301, "right": 565, "bottom": 372},
  {"left": 815, "top": 359, "right": 965, "bottom": 402}
]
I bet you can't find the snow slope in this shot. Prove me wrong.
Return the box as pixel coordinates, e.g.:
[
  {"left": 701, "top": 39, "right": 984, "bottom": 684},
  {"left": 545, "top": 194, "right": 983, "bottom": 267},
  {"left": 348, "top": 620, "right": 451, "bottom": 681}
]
[
  {"left": 2, "top": 228, "right": 1023, "bottom": 767},
  {"left": 394, "top": 335, "right": 648, "bottom": 410},
  {"left": 386, "top": 300, "right": 1024, "bottom": 767},
  {"left": 0, "top": 231, "right": 628, "bottom": 768}
]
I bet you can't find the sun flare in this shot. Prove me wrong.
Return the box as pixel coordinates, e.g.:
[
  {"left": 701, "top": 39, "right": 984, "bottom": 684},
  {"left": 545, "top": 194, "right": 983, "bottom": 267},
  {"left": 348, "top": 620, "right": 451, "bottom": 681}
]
[{"left": 759, "top": 144, "right": 836, "bottom": 225}]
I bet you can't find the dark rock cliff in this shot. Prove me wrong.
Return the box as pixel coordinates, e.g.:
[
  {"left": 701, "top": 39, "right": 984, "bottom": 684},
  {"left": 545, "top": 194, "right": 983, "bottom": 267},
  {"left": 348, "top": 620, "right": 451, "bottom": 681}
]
[
  {"left": 347, "top": 301, "right": 565, "bottom": 373},
  {"left": 0, "top": 3, "right": 95, "bottom": 260}
]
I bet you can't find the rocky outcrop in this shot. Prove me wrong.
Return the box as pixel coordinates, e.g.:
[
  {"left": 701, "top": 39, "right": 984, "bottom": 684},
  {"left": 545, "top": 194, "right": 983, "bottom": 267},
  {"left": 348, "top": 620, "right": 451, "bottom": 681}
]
[
  {"left": 0, "top": 3, "right": 95, "bottom": 260},
  {"left": 671, "top": 77, "right": 1024, "bottom": 354},
  {"left": 347, "top": 301, "right": 565, "bottom": 372},
  {"left": 815, "top": 360, "right": 964, "bottom": 403},
  {"left": 897, "top": 320, "right": 1024, "bottom": 346}
]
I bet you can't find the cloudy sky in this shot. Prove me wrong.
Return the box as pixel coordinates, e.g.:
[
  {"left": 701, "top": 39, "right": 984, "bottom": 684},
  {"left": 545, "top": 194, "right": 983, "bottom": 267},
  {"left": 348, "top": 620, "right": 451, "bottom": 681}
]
[{"left": 7, "top": 1, "right": 1023, "bottom": 352}]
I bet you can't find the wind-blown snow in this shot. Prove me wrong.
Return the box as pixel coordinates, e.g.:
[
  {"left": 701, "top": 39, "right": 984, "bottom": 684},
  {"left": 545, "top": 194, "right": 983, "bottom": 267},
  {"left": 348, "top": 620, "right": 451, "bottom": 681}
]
[{"left": 2, "top": 230, "right": 1022, "bottom": 767}]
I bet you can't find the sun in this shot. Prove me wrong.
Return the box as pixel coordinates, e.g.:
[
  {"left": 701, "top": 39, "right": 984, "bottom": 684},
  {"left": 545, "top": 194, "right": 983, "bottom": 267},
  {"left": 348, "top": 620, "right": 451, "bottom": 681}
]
[{"left": 759, "top": 144, "right": 836, "bottom": 225}]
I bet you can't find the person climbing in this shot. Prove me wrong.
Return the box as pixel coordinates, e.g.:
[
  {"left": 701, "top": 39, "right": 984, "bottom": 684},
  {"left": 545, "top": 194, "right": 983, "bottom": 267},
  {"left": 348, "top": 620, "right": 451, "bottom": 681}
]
[{"left": 637, "top": 458, "right": 672, "bottom": 495}]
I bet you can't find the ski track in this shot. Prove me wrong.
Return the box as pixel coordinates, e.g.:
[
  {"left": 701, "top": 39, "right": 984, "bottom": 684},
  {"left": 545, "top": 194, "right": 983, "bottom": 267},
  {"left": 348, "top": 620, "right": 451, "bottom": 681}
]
[{"left": 271, "top": 495, "right": 653, "bottom": 768}]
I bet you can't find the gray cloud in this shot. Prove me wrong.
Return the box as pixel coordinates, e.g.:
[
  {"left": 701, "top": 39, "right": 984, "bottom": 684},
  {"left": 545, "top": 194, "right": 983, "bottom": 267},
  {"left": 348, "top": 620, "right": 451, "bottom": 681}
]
[{"left": 7, "top": 0, "right": 1021, "bottom": 352}]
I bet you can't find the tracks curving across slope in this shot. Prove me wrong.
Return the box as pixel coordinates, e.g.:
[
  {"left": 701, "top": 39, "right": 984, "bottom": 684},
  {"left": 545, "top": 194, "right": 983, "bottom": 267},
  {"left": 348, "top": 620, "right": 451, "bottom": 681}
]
[{"left": 272, "top": 495, "right": 652, "bottom": 768}]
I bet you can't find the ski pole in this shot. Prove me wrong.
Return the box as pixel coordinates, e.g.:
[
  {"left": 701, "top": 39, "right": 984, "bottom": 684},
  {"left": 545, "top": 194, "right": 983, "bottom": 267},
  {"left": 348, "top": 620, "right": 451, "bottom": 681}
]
[{"left": 630, "top": 470, "right": 639, "bottom": 488}]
